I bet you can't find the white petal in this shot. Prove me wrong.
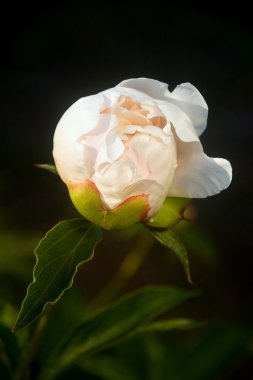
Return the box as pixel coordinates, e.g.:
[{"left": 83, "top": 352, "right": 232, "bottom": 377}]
[
  {"left": 119, "top": 124, "right": 171, "bottom": 145},
  {"left": 97, "top": 175, "right": 165, "bottom": 217},
  {"left": 93, "top": 159, "right": 136, "bottom": 208},
  {"left": 158, "top": 100, "right": 199, "bottom": 142},
  {"left": 168, "top": 137, "right": 232, "bottom": 198},
  {"left": 167, "top": 82, "right": 208, "bottom": 137},
  {"left": 118, "top": 78, "right": 208, "bottom": 140},
  {"left": 89, "top": 113, "right": 122, "bottom": 165},
  {"left": 125, "top": 133, "right": 177, "bottom": 191},
  {"left": 93, "top": 132, "right": 177, "bottom": 214},
  {"left": 55, "top": 93, "right": 106, "bottom": 137},
  {"left": 105, "top": 130, "right": 125, "bottom": 162},
  {"left": 53, "top": 93, "right": 106, "bottom": 182},
  {"left": 117, "top": 78, "right": 169, "bottom": 99},
  {"left": 102, "top": 86, "right": 153, "bottom": 105}
]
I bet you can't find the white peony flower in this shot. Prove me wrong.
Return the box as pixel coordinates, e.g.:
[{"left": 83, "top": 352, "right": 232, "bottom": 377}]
[{"left": 53, "top": 78, "right": 232, "bottom": 229}]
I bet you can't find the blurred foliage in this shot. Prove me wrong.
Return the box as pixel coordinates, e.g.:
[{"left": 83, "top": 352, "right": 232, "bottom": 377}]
[
  {"left": 0, "top": 232, "right": 38, "bottom": 283},
  {"left": 0, "top": 219, "right": 253, "bottom": 379}
]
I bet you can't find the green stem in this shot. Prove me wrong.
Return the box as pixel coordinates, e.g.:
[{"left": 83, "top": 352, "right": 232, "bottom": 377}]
[
  {"left": 88, "top": 232, "right": 155, "bottom": 311},
  {"left": 13, "top": 305, "right": 53, "bottom": 380}
]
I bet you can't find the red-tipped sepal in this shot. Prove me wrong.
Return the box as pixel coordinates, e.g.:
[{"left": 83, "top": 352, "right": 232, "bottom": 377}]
[{"left": 67, "top": 180, "right": 150, "bottom": 230}]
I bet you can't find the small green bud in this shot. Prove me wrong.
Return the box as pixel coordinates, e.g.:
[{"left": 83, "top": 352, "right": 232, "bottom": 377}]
[{"left": 145, "top": 197, "right": 190, "bottom": 228}]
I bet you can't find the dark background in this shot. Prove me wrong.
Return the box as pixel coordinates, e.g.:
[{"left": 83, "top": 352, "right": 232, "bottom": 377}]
[{"left": 1, "top": 3, "right": 253, "bottom": 379}]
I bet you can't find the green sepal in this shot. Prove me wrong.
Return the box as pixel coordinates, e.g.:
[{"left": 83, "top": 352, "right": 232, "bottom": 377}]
[
  {"left": 145, "top": 197, "right": 190, "bottom": 229},
  {"left": 68, "top": 180, "right": 149, "bottom": 230},
  {"left": 35, "top": 164, "right": 58, "bottom": 175}
]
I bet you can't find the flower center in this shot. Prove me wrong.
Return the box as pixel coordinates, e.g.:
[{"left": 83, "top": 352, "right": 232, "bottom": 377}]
[{"left": 101, "top": 95, "right": 169, "bottom": 143}]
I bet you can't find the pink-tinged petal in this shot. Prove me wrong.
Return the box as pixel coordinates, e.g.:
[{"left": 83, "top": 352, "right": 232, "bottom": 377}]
[
  {"left": 168, "top": 135, "right": 232, "bottom": 198},
  {"left": 121, "top": 179, "right": 166, "bottom": 217},
  {"left": 142, "top": 102, "right": 166, "bottom": 119}
]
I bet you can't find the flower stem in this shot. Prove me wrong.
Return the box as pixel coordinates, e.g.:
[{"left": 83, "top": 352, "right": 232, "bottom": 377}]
[
  {"left": 13, "top": 305, "right": 53, "bottom": 380},
  {"left": 88, "top": 232, "right": 155, "bottom": 311}
]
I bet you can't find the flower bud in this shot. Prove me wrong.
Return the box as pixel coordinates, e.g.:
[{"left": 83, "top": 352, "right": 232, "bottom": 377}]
[{"left": 53, "top": 78, "right": 232, "bottom": 229}]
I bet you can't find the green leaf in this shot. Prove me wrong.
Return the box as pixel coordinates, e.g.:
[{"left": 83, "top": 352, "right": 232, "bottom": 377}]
[
  {"left": 145, "top": 197, "right": 190, "bottom": 228},
  {"left": 147, "top": 227, "right": 192, "bottom": 283},
  {"left": 40, "top": 286, "right": 199, "bottom": 379},
  {"left": 35, "top": 164, "right": 58, "bottom": 175},
  {"left": 14, "top": 219, "right": 102, "bottom": 331}
]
